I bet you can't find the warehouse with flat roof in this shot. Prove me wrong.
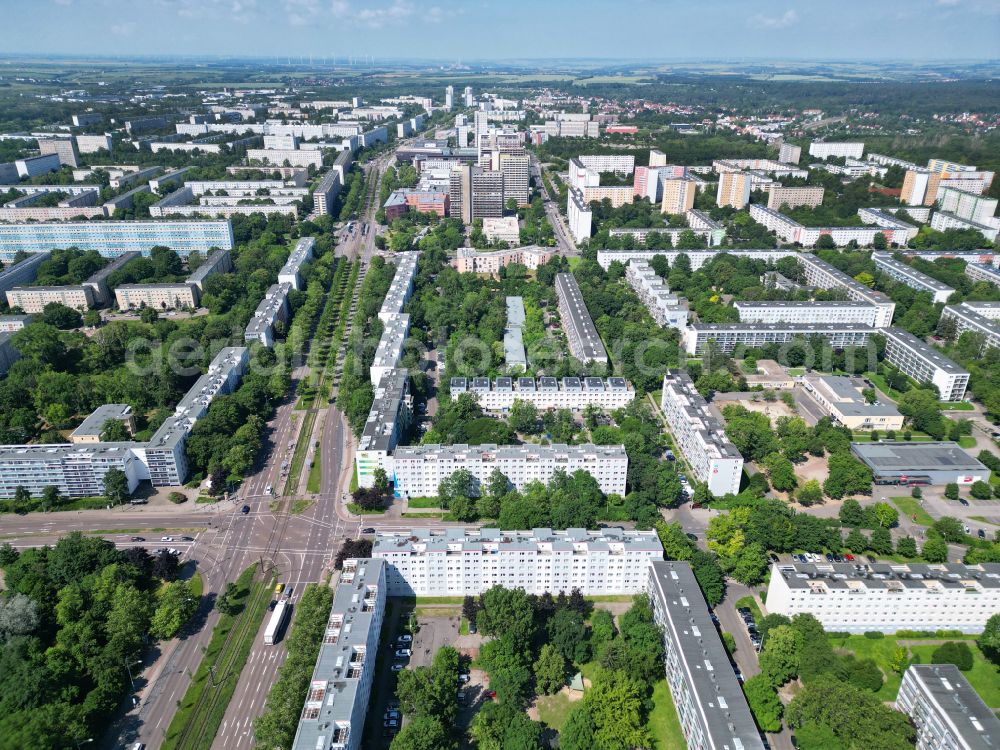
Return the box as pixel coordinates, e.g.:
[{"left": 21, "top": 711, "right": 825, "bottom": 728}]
[{"left": 851, "top": 441, "right": 990, "bottom": 486}]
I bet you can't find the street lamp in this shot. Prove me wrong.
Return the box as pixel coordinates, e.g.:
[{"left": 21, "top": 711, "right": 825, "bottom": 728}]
[
  {"left": 124, "top": 657, "right": 142, "bottom": 691},
  {"left": 74, "top": 739, "right": 93, "bottom": 750}
]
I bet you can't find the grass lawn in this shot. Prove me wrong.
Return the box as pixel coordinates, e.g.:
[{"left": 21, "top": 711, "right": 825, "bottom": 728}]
[
  {"left": 187, "top": 571, "right": 204, "bottom": 599},
  {"left": 940, "top": 401, "right": 975, "bottom": 410},
  {"left": 349, "top": 466, "right": 358, "bottom": 493},
  {"left": 306, "top": 445, "right": 322, "bottom": 493},
  {"left": 649, "top": 679, "right": 687, "bottom": 750},
  {"left": 889, "top": 496, "right": 934, "bottom": 526},
  {"left": 864, "top": 371, "right": 907, "bottom": 402},
  {"left": 347, "top": 503, "right": 386, "bottom": 515},
  {"left": 536, "top": 691, "right": 576, "bottom": 731},
  {"left": 401, "top": 511, "right": 444, "bottom": 518},
  {"left": 414, "top": 596, "right": 465, "bottom": 604},
  {"left": 958, "top": 436, "right": 978, "bottom": 448},
  {"left": 290, "top": 498, "right": 313, "bottom": 514},
  {"left": 567, "top": 256, "right": 582, "bottom": 270},
  {"left": 459, "top": 617, "right": 469, "bottom": 635},
  {"left": 788, "top": 368, "right": 806, "bottom": 377},
  {"left": 853, "top": 431, "right": 933, "bottom": 442},
  {"left": 406, "top": 496, "right": 443, "bottom": 508},
  {"left": 970, "top": 515, "right": 1000, "bottom": 526},
  {"left": 829, "top": 634, "right": 1000, "bottom": 706},
  {"left": 195, "top": 496, "right": 217, "bottom": 504},
  {"left": 584, "top": 594, "right": 636, "bottom": 603},
  {"left": 734, "top": 595, "right": 762, "bottom": 621}
]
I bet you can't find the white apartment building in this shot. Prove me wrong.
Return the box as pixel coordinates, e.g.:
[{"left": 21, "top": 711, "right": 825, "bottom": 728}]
[
  {"left": 734, "top": 300, "right": 880, "bottom": 326},
  {"left": 896, "top": 665, "right": 1000, "bottom": 750},
  {"left": 858, "top": 208, "right": 920, "bottom": 243},
  {"left": 577, "top": 154, "right": 635, "bottom": 174},
  {"left": 799, "top": 254, "right": 896, "bottom": 327},
  {"left": 685, "top": 323, "right": 875, "bottom": 355},
  {"left": 749, "top": 204, "right": 909, "bottom": 247},
  {"left": 624, "top": 260, "right": 688, "bottom": 329},
  {"left": 370, "top": 314, "right": 410, "bottom": 386},
  {"left": 6, "top": 285, "right": 94, "bottom": 313},
  {"left": 808, "top": 141, "right": 865, "bottom": 160},
  {"left": 765, "top": 562, "right": 1000, "bottom": 634},
  {"left": 555, "top": 273, "right": 608, "bottom": 365},
  {"left": 378, "top": 252, "right": 419, "bottom": 322},
  {"left": 964, "top": 263, "right": 1000, "bottom": 288},
  {"left": 452, "top": 245, "right": 553, "bottom": 274},
  {"left": 504, "top": 296, "right": 527, "bottom": 373},
  {"left": 244, "top": 283, "right": 291, "bottom": 348},
  {"left": 882, "top": 326, "right": 969, "bottom": 402},
  {"left": 451, "top": 375, "right": 634, "bottom": 412},
  {"left": 246, "top": 149, "right": 323, "bottom": 169},
  {"left": 648, "top": 562, "right": 766, "bottom": 750},
  {"left": 355, "top": 369, "right": 411, "bottom": 490},
  {"left": 373, "top": 527, "right": 661, "bottom": 597},
  {"left": 0, "top": 314, "right": 32, "bottom": 332},
  {"left": 660, "top": 371, "right": 743, "bottom": 496},
  {"left": 939, "top": 301, "right": 1000, "bottom": 353},
  {"left": 567, "top": 188, "right": 592, "bottom": 243},
  {"left": 38, "top": 138, "right": 80, "bottom": 168},
  {"left": 778, "top": 143, "right": 801, "bottom": 164},
  {"left": 766, "top": 185, "right": 824, "bottom": 210},
  {"left": 115, "top": 283, "right": 198, "bottom": 311},
  {"left": 931, "top": 211, "right": 999, "bottom": 244},
  {"left": 290, "top": 558, "right": 385, "bottom": 750},
  {"left": 391, "top": 443, "right": 628, "bottom": 498},
  {"left": 596, "top": 249, "right": 799, "bottom": 272},
  {"left": 872, "top": 252, "right": 955, "bottom": 303},
  {"left": 936, "top": 186, "right": 998, "bottom": 225},
  {"left": 482, "top": 216, "right": 520, "bottom": 245},
  {"left": 277, "top": 236, "right": 315, "bottom": 291}
]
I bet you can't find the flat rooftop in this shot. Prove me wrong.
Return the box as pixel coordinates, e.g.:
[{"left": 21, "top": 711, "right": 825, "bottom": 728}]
[
  {"left": 851, "top": 441, "right": 988, "bottom": 475},
  {"left": 805, "top": 375, "right": 902, "bottom": 418},
  {"left": 773, "top": 561, "right": 1000, "bottom": 591},
  {"left": 903, "top": 664, "right": 1000, "bottom": 749},
  {"left": 883, "top": 327, "right": 969, "bottom": 375},
  {"left": 70, "top": 404, "right": 132, "bottom": 439}
]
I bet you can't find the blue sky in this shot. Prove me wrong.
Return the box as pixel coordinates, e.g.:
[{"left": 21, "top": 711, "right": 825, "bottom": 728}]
[{"left": 3, "top": 0, "right": 999, "bottom": 60}]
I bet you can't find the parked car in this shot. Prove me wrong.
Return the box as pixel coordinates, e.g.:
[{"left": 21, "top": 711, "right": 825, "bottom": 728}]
[
  {"left": 959, "top": 498, "right": 969, "bottom": 506},
  {"left": 979, "top": 529, "right": 987, "bottom": 539},
  {"left": 468, "top": 622, "right": 477, "bottom": 634},
  {"left": 845, "top": 553, "right": 855, "bottom": 561},
  {"left": 180, "top": 536, "right": 194, "bottom": 542},
  {"left": 397, "top": 634, "right": 412, "bottom": 643},
  {"left": 395, "top": 649, "right": 412, "bottom": 658},
  {"left": 241, "top": 505, "right": 250, "bottom": 514},
  {"left": 383, "top": 719, "right": 399, "bottom": 729},
  {"left": 384, "top": 710, "right": 401, "bottom": 721},
  {"left": 825, "top": 553, "right": 834, "bottom": 562},
  {"left": 167, "top": 548, "right": 180, "bottom": 556},
  {"left": 268, "top": 600, "right": 278, "bottom": 611},
  {"left": 391, "top": 664, "right": 405, "bottom": 672},
  {"left": 458, "top": 674, "right": 470, "bottom": 683}
]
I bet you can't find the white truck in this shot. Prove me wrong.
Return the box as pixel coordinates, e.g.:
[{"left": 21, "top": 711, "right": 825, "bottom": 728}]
[{"left": 263, "top": 598, "right": 289, "bottom": 645}]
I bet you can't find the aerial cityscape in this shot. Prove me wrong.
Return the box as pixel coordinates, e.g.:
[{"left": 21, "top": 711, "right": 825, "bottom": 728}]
[{"left": 0, "top": 3, "right": 999, "bottom": 750}]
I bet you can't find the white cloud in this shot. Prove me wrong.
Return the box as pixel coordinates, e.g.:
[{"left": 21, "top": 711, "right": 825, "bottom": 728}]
[
  {"left": 110, "top": 21, "right": 136, "bottom": 36},
  {"left": 355, "top": 0, "right": 415, "bottom": 28},
  {"left": 748, "top": 8, "right": 799, "bottom": 29}
]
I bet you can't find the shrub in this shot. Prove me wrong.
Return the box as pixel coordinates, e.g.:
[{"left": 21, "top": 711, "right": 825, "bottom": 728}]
[
  {"left": 168, "top": 492, "right": 187, "bottom": 504},
  {"left": 863, "top": 631, "right": 884, "bottom": 640},
  {"left": 931, "top": 641, "right": 974, "bottom": 671}
]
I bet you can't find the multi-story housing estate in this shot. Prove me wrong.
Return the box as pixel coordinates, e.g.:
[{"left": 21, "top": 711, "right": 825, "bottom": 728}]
[
  {"left": 355, "top": 369, "right": 412, "bottom": 490},
  {"left": 778, "top": 142, "right": 801, "bottom": 164},
  {"left": 716, "top": 171, "right": 750, "bottom": 209},
  {"left": 576, "top": 154, "right": 635, "bottom": 174},
  {"left": 290, "top": 558, "right": 386, "bottom": 750},
  {"left": 581, "top": 185, "right": 634, "bottom": 208},
  {"left": 684, "top": 323, "right": 875, "bottom": 355},
  {"left": 115, "top": 283, "right": 198, "bottom": 311},
  {"left": 373, "top": 527, "right": 661, "bottom": 597},
  {"left": 964, "top": 262, "right": 1000, "bottom": 288},
  {"left": 659, "top": 371, "right": 743, "bottom": 496},
  {"left": 936, "top": 185, "right": 998, "bottom": 225},
  {"left": 0, "top": 333, "right": 21, "bottom": 377},
  {"left": 244, "top": 283, "right": 291, "bottom": 348},
  {"left": 624, "top": 260, "right": 688, "bottom": 329},
  {"left": 0, "top": 314, "right": 32, "bottom": 333},
  {"left": 808, "top": 141, "right": 864, "bottom": 160},
  {"left": 0, "top": 252, "right": 50, "bottom": 294},
  {"left": 882, "top": 326, "right": 969, "bottom": 402},
  {"left": 733, "top": 300, "right": 880, "bottom": 327},
  {"left": 647, "top": 561, "right": 765, "bottom": 750},
  {"left": 872, "top": 252, "right": 955, "bottom": 303},
  {"left": 496, "top": 152, "right": 530, "bottom": 207},
  {"left": 75, "top": 135, "right": 113, "bottom": 154},
  {"left": 555, "top": 273, "right": 608, "bottom": 365},
  {"left": 188, "top": 248, "right": 232, "bottom": 292},
  {"left": 449, "top": 165, "right": 503, "bottom": 222},
  {"left": 660, "top": 179, "right": 697, "bottom": 215},
  {"left": 6, "top": 285, "right": 95, "bottom": 313},
  {"left": 379, "top": 253, "right": 419, "bottom": 321},
  {"left": 567, "top": 188, "right": 592, "bottom": 243},
  {"left": 391, "top": 443, "right": 628, "bottom": 498},
  {"left": 246, "top": 148, "right": 323, "bottom": 169},
  {"left": 896, "top": 664, "right": 1000, "bottom": 750},
  {"left": 939, "top": 301, "right": 1000, "bottom": 353},
  {"left": 858, "top": 208, "right": 920, "bottom": 243},
  {"left": 798, "top": 254, "right": 896, "bottom": 327},
  {"left": 901, "top": 168, "right": 940, "bottom": 206},
  {"left": 749, "top": 204, "right": 911, "bottom": 247},
  {"left": 277, "top": 237, "right": 314, "bottom": 291},
  {"left": 370, "top": 314, "right": 410, "bottom": 386},
  {"left": 37, "top": 138, "right": 80, "bottom": 168},
  {"left": 765, "top": 185, "right": 824, "bottom": 210},
  {"left": 596, "top": 249, "right": 800, "bottom": 272},
  {"left": 803, "top": 374, "right": 904, "bottom": 431},
  {"left": 0, "top": 221, "right": 234, "bottom": 261},
  {"left": 931, "top": 211, "right": 999, "bottom": 243},
  {"left": 69, "top": 404, "right": 135, "bottom": 444},
  {"left": 450, "top": 375, "right": 634, "bottom": 412},
  {"left": 765, "top": 561, "right": 1000, "bottom": 634},
  {"left": 451, "top": 245, "right": 553, "bottom": 274},
  {"left": 15, "top": 153, "right": 61, "bottom": 179}
]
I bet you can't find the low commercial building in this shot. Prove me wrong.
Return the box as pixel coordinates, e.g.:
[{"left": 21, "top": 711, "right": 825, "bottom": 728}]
[
  {"left": 370, "top": 314, "right": 410, "bottom": 386},
  {"left": 684, "top": 322, "right": 874, "bottom": 355},
  {"left": 451, "top": 245, "right": 553, "bottom": 274},
  {"left": 373, "top": 527, "right": 661, "bottom": 597},
  {"left": 244, "top": 283, "right": 291, "bottom": 347},
  {"left": 391, "top": 443, "right": 628, "bottom": 498},
  {"left": 882, "top": 327, "right": 969, "bottom": 401},
  {"left": 803, "top": 375, "right": 904, "bottom": 431},
  {"left": 451, "top": 375, "right": 634, "bottom": 412},
  {"left": 290, "top": 558, "right": 386, "bottom": 750},
  {"left": 115, "top": 283, "right": 198, "bottom": 311},
  {"left": 277, "top": 237, "right": 314, "bottom": 291},
  {"left": 873, "top": 252, "right": 955, "bottom": 303},
  {"left": 6, "top": 285, "right": 94, "bottom": 313},
  {"left": 744, "top": 359, "right": 795, "bottom": 390},
  {"left": 355, "top": 369, "right": 412, "bottom": 490},
  {"left": 799, "top": 254, "right": 896, "bottom": 327},
  {"left": 766, "top": 185, "right": 824, "bottom": 210},
  {"left": 648, "top": 561, "right": 765, "bottom": 750},
  {"left": 896, "top": 664, "right": 1000, "bottom": 750},
  {"left": 809, "top": 141, "right": 865, "bottom": 160},
  {"left": 940, "top": 302, "right": 1000, "bottom": 353},
  {"left": 555, "top": 273, "right": 608, "bottom": 365},
  {"left": 765, "top": 561, "right": 1000, "bottom": 633},
  {"left": 482, "top": 216, "right": 520, "bottom": 245},
  {"left": 567, "top": 187, "right": 592, "bottom": 243},
  {"left": 660, "top": 371, "right": 743, "bottom": 496},
  {"left": 69, "top": 404, "right": 135, "bottom": 444},
  {"left": 378, "top": 253, "right": 420, "bottom": 322},
  {"left": 624, "top": 260, "right": 688, "bottom": 329},
  {"left": 852, "top": 441, "right": 989, "bottom": 486},
  {"left": 734, "top": 300, "right": 880, "bottom": 327},
  {"left": 504, "top": 296, "right": 527, "bottom": 372}
]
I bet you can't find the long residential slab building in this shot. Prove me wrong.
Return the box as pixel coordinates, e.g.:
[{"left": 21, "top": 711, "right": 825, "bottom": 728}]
[
  {"left": 882, "top": 326, "right": 969, "bottom": 402},
  {"left": 734, "top": 300, "right": 881, "bottom": 326},
  {"left": 765, "top": 561, "right": 1000, "bottom": 634},
  {"left": 555, "top": 272, "right": 608, "bottom": 364},
  {"left": 896, "top": 664, "right": 1000, "bottom": 750},
  {"left": 797, "top": 253, "right": 896, "bottom": 327},
  {"left": 684, "top": 322, "right": 875, "bottom": 355},
  {"left": 940, "top": 301, "right": 1000, "bottom": 353},
  {"left": 597, "top": 249, "right": 801, "bottom": 272},
  {"left": 872, "top": 252, "right": 955, "bottom": 303},
  {"left": 450, "top": 375, "right": 634, "bottom": 412},
  {"left": 624, "top": 259, "right": 689, "bottom": 329},
  {"left": 648, "top": 561, "right": 765, "bottom": 750},
  {"left": 660, "top": 371, "right": 743, "bottom": 496},
  {"left": 390, "top": 442, "right": 627, "bottom": 498},
  {"left": 355, "top": 368, "right": 412, "bottom": 490},
  {"left": 290, "top": 558, "right": 386, "bottom": 750},
  {"left": 373, "top": 527, "right": 661, "bottom": 597}
]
